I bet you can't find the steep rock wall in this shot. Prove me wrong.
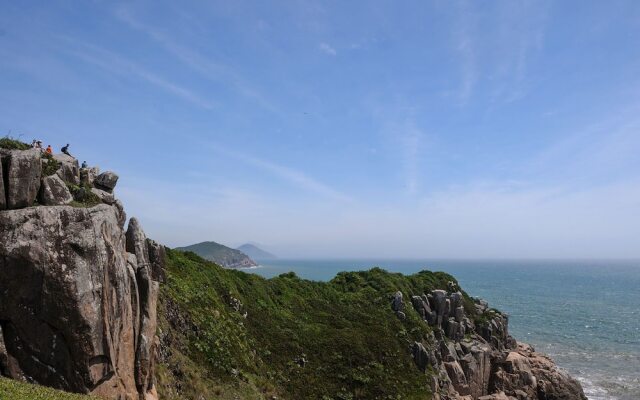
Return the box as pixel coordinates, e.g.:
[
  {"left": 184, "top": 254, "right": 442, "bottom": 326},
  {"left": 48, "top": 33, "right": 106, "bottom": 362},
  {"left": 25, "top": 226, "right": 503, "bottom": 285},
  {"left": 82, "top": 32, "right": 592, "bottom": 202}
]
[
  {"left": 398, "top": 288, "right": 586, "bottom": 400},
  {"left": 0, "top": 148, "right": 162, "bottom": 400}
]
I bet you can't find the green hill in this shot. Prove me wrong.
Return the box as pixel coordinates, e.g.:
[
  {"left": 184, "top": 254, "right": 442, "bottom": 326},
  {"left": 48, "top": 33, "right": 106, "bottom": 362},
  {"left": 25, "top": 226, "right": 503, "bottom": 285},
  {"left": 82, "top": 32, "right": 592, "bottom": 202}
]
[
  {"left": 175, "top": 241, "right": 257, "bottom": 269},
  {"left": 237, "top": 243, "right": 277, "bottom": 260},
  {"left": 155, "top": 249, "right": 476, "bottom": 400}
]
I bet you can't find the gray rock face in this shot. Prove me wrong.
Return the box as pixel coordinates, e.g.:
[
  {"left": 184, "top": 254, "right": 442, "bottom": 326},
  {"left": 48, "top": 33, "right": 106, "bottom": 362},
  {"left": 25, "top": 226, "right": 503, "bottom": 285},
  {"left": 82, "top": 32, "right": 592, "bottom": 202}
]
[
  {"left": 39, "top": 174, "right": 73, "bottom": 205},
  {"left": 391, "top": 291, "right": 404, "bottom": 312},
  {"left": 403, "top": 288, "right": 585, "bottom": 400},
  {"left": 0, "top": 160, "right": 5, "bottom": 210},
  {"left": 0, "top": 204, "right": 162, "bottom": 400},
  {"left": 91, "top": 187, "right": 115, "bottom": 205},
  {"left": 53, "top": 154, "right": 80, "bottom": 185},
  {"left": 80, "top": 167, "right": 100, "bottom": 186},
  {"left": 94, "top": 171, "right": 119, "bottom": 192},
  {"left": 1, "top": 149, "right": 42, "bottom": 209}
]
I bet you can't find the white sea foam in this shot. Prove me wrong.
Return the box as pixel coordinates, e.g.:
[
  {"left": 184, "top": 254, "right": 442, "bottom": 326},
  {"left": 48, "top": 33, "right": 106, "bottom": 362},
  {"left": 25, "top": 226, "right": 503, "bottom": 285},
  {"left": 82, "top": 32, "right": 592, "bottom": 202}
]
[{"left": 579, "top": 377, "right": 616, "bottom": 400}]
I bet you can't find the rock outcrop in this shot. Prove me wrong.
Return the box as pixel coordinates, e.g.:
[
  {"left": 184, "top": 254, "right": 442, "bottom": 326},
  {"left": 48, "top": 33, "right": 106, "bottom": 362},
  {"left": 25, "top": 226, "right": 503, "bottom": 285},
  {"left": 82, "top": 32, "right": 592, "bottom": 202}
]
[
  {"left": 0, "top": 148, "right": 161, "bottom": 400},
  {"left": 396, "top": 289, "right": 586, "bottom": 400},
  {"left": 1, "top": 148, "right": 42, "bottom": 209}
]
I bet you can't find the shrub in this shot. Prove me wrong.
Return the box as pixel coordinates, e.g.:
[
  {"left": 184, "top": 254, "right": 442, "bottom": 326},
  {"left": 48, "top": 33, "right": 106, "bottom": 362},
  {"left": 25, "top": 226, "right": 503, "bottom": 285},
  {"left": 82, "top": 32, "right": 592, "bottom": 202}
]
[
  {"left": 66, "top": 183, "right": 102, "bottom": 207},
  {"left": 41, "top": 153, "right": 61, "bottom": 176},
  {"left": 0, "top": 136, "right": 30, "bottom": 150}
]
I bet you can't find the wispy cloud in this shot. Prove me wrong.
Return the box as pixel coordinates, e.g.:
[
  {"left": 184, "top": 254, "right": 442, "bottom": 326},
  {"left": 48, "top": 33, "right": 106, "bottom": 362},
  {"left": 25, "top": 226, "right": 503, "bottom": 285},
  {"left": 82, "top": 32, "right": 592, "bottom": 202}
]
[
  {"left": 451, "top": 0, "right": 548, "bottom": 105},
  {"left": 210, "top": 145, "right": 354, "bottom": 203},
  {"left": 114, "top": 7, "right": 278, "bottom": 113},
  {"left": 319, "top": 42, "right": 337, "bottom": 56},
  {"left": 452, "top": 0, "right": 477, "bottom": 105},
  {"left": 62, "top": 38, "right": 216, "bottom": 109}
]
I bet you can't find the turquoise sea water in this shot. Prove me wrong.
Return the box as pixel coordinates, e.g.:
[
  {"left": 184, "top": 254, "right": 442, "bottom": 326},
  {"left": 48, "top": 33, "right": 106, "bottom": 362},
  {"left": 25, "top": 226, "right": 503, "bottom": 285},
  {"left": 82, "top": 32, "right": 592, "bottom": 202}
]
[{"left": 248, "top": 259, "right": 640, "bottom": 400}]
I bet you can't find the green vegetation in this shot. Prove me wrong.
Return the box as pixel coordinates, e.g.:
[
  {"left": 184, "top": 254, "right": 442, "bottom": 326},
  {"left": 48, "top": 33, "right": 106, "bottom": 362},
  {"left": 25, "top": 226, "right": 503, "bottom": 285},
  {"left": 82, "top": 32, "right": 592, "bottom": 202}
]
[
  {"left": 66, "top": 183, "right": 101, "bottom": 207},
  {"left": 41, "top": 152, "right": 61, "bottom": 176},
  {"left": 0, "top": 377, "right": 93, "bottom": 400},
  {"left": 158, "top": 250, "right": 478, "bottom": 400},
  {"left": 0, "top": 136, "right": 30, "bottom": 150},
  {"left": 174, "top": 241, "right": 257, "bottom": 268}
]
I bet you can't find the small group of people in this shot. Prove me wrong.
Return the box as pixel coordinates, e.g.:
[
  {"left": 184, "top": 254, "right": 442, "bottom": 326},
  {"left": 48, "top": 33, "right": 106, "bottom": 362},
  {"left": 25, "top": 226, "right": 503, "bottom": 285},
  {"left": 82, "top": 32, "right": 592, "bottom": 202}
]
[
  {"left": 31, "top": 139, "right": 89, "bottom": 169},
  {"left": 31, "top": 139, "right": 72, "bottom": 157}
]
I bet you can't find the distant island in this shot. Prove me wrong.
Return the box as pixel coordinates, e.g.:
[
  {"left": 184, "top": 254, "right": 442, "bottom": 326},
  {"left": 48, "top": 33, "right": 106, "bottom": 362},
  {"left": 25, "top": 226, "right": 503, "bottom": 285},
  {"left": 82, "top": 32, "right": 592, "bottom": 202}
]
[
  {"left": 237, "top": 243, "right": 277, "bottom": 260},
  {"left": 175, "top": 241, "right": 258, "bottom": 269}
]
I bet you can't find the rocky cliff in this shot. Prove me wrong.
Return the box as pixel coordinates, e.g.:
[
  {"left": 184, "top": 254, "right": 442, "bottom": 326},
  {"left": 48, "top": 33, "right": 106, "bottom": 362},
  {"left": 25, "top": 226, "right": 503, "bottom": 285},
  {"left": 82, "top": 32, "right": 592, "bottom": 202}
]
[
  {"left": 0, "top": 147, "right": 163, "bottom": 400},
  {"left": 396, "top": 288, "right": 586, "bottom": 400}
]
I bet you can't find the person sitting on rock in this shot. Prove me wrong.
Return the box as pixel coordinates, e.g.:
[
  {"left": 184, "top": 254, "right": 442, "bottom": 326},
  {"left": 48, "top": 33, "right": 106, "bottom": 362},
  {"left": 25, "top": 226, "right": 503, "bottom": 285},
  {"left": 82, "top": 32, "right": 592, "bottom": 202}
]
[
  {"left": 61, "top": 143, "right": 71, "bottom": 156},
  {"left": 81, "top": 161, "right": 88, "bottom": 169},
  {"left": 45, "top": 145, "right": 52, "bottom": 155}
]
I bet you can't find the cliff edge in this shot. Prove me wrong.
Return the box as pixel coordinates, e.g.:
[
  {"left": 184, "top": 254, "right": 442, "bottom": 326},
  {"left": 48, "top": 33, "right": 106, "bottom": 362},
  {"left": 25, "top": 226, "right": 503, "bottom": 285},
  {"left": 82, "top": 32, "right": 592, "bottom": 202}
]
[{"left": 0, "top": 145, "right": 163, "bottom": 400}]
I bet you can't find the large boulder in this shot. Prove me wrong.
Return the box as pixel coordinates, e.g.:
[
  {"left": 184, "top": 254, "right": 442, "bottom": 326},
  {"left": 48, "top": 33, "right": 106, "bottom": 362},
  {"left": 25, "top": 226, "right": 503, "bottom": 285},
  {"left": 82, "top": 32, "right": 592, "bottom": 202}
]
[
  {"left": 53, "top": 153, "right": 80, "bottom": 185},
  {"left": 39, "top": 174, "right": 73, "bottom": 205},
  {"left": 0, "top": 204, "right": 161, "bottom": 400},
  {"left": 94, "top": 171, "right": 119, "bottom": 192},
  {"left": 1, "top": 149, "right": 42, "bottom": 209}
]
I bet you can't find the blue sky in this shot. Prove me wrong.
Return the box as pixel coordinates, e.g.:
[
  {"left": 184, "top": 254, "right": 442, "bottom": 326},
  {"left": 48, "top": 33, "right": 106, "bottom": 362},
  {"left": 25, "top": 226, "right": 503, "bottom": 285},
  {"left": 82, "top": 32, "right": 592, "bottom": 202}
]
[{"left": 1, "top": 1, "right": 640, "bottom": 258}]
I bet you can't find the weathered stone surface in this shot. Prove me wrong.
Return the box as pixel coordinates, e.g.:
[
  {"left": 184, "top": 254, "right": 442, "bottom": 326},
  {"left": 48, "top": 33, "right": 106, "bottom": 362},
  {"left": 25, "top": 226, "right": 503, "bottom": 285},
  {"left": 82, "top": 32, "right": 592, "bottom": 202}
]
[
  {"left": 39, "top": 174, "right": 73, "bottom": 205},
  {"left": 53, "top": 153, "right": 80, "bottom": 185},
  {"left": 80, "top": 166, "right": 100, "bottom": 186},
  {"left": 147, "top": 239, "right": 167, "bottom": 283},
  {"left": 411, "top": 342, "right": 430, "bottom": 372},
  {"left": 0, "top": 204, "right": 161, "bottom": 400},
  {"left": 0, "top": 160, "right": 5, "bottom": 210},
  {"left": 396, "top": 287, "right": 585, "bottom": 400},
  {"left": 91, "top": 187, "right": 115, "bottom": 205},
  {"left": 125, "top": 218, "right": 159, "bottom": 395},
  {"left": 1, "top": 149, "right": 42, "bottom": 209},
  {"left": 94, "top": 171, "right": 119, "bottom": 192},
  {"left": 391, "top": 291, "right": 404, "bottom": 312}
]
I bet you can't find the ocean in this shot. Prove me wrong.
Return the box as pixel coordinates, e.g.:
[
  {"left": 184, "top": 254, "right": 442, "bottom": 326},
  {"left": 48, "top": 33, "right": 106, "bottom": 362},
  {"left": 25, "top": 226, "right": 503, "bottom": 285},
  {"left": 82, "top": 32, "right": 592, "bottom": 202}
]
[{"left": 247, "top": 259, "right": 640, "bottom": 400}]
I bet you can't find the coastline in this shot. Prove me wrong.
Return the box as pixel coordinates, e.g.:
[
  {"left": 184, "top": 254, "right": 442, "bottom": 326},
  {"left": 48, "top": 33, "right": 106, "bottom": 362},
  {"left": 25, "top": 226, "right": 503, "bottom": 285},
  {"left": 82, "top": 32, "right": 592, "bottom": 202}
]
[{"left": 246, "top": 258, "right": 640, "bottom": 400}]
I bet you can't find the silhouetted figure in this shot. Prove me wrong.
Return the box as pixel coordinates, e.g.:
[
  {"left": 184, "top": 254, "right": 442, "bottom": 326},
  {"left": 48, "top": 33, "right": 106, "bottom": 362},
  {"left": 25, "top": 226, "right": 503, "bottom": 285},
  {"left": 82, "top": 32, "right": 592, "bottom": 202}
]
[
  {"left": 81, "top": 161, "right": 88, "bottom": 169},
  {"left": 61, "top": 143, "right": 71, "bottom": 156}
]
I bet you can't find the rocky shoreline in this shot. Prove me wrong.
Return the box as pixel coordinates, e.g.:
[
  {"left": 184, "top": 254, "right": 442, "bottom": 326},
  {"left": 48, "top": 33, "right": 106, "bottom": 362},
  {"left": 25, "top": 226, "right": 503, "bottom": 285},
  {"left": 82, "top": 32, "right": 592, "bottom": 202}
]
[{"left": 393, "top": 289, "right": 586, "bottom": 399}]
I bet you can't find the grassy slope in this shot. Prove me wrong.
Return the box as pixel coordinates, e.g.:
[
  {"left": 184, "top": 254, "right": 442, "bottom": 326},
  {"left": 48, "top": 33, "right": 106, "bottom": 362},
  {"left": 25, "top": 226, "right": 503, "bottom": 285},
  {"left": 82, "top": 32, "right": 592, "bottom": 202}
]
[
  {"left": 0, "top": 377, "right": 93, "bottom": 400},
  {"left": 157, "top": 250, "right": 478, "bottom": 400}
]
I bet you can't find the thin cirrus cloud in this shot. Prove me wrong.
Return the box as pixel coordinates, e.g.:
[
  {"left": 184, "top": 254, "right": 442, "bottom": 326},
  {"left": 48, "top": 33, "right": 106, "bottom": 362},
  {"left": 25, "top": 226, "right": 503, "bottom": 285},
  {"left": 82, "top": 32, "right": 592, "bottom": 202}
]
[
  {"left": 113, "top": 6, "right": 279, "bottom": 113},
  {"left": 60, "top": 37, "right": 217, "bottom": 110},
  {"left": 319, "top": 42, "right": 337, "bottom": 56},
  {"left": 208, "top": 144, "right": 354, "bottom": 203}
]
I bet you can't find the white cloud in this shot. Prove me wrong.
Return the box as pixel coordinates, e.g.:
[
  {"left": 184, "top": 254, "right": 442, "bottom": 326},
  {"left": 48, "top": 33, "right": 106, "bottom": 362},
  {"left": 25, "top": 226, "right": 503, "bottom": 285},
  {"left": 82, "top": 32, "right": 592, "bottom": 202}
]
[
  {"left": 319, "top": 42, "right": 337, "bottom": 56},
  {"left": 209, "top": 145, "right": 354, "bottom": 203}
]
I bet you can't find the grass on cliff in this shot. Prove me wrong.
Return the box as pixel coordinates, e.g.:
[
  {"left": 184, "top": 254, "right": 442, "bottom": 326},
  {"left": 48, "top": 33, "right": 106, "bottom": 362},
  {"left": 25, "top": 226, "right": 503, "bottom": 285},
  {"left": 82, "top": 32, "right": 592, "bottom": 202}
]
[
  {"left": 0, "top": 136, "right": 30, "bottom": 150},
  {"left": 157, "top": 250, "right": 478, "bottom": 400},
  {"left": 0, "top": 377, "right": 93, "bottom": 400}
]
